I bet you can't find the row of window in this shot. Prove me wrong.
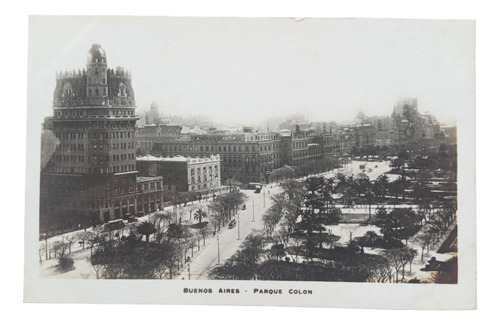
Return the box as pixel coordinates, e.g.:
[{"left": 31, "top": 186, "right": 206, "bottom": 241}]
[
  {"left": 45, "top": 164, "right": 135, "bottom": 174},
  {"left": 163, "top": 144, "right": 259, "bottom": 153},
  {"left": 190, "top": 182, "right": 219, "bottom": 192},
  {"left": 139, "top": 181, "right": 163, "bottom": 191},
  {"left": 112, "top": 154, "right": 135, "bottom": 161},
  {"left": 54, "top": 109, "right": 135, "bottom": 117},
  {"left": 56, "top": 142, "right": 134, "bottom": 152},
  {"left": 292, "top": 141, "right": 309, "bottom": 149},
  {"left": 189, "top": 165, "right": 218, "bottom": 176},
  {"left": 53, "top": 154, "right": 134, "bottom": 164},
  {"left": 88, "top": 87, "right": 107, "bottom": 96},
  {"left": 54, "top": 131, "right": 134, "bottom": 140},
  {"left": 189, "top": 174, "right": 218, "bottom": 184},
  {"left": 219, "top": 154, "right": 277, "bottom": 163},
  {"left": 111, "top": 142, "right": 135, "bottom": 150}
]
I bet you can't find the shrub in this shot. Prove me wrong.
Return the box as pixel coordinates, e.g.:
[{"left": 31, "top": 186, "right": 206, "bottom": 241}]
[{"left": 57, "top": 256, "right": 75, "bottom": 271}]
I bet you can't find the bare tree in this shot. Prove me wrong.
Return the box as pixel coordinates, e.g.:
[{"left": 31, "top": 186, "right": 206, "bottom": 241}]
[
  {"left": 383, "top": 248, "right": 405, "bottom": 283},
  {"left": 413, "top": 228, "right": 434, "bottom": 262}
]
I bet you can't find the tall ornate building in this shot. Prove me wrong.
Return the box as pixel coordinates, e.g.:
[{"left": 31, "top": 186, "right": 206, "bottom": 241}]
[{"left": 40, "top": 44, "right": 161, "bottom": 232}]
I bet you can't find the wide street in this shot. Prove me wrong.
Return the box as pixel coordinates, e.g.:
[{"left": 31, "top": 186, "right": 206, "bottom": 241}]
[{"left": 175, "top": 185, "right": 281, "bottom": 280}]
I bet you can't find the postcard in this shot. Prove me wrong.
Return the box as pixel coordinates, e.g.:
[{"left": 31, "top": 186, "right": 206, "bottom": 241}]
[{"left": 25, "top": 15, "right": 476, "bottom": 309}]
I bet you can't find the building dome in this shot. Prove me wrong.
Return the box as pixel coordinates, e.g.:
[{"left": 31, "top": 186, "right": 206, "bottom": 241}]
[{"left": 87, "top": 44, "right": 107, "bottom": 64}]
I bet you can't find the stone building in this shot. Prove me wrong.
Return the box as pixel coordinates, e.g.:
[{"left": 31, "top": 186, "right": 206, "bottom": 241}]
[
  {"left": 338, "top": 123, "right": 376, "bottom": 154},
  {"left": 150, "top": 131, "right": 281, "bottom": 184},
  {"left": 136, "top": 124, "right": 183, "bottom": 155},
  {"left": 136, "top": 154, "right": 221, "bottom": 201},
  {"left": 136, "top": 176, "right": 164, "bottom": 215},
  {"left": 280, "top": 128, "right": 335, "bottom": 167},
  {"left": 40, "top": 44, "right": 162, "bottom": 232}
]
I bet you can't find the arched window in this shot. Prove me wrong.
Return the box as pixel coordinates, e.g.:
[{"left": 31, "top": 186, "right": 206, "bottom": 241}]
[{"left": 63, "top": 82, "right": 73, "bottom": 97}]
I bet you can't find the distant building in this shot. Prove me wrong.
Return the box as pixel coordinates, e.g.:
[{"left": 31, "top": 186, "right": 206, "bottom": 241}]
[
  {"left": 136, "top": 124, "right": 183, "bottom": 155},
  {"left": 280, "top": 128, "right": 336, "bottom": 167},
  {"left": 338, "top": 123, "right": 376, "bottom": 154},
  {"left": 391, "top": 98, "right": 441, "bottom": 144},
  {"left": 146, "top": 101, "right": 160, "bottom": 125},
  {"left": 365, "top": 115, "right": 393, "bottom": 146}
]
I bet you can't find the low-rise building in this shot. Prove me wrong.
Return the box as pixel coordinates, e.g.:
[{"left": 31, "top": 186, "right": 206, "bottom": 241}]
[{"left": 136, "top": 154, "right": 222, "bottom": 200}]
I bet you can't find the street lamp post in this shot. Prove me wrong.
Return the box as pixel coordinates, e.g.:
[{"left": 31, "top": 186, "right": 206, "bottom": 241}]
[
  {"left": 188, "top": 263, "right": 191, "bottom": 280},
  {"left": 263, "top": 189, "right": 266, "bottom": 207},
  {"left": 217, "top": 235, "right": 220, "bottom": 265},
  {"left": 237, "top": 214, "right": 240, "bottom": 240},
  {"left": 252, "top": 199, "right": 255, "bottom": 222}
]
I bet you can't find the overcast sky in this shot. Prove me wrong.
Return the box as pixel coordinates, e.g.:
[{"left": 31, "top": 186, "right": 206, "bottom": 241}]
[{"left": 28, "top": 16, "right": 474, "bottom": 127}]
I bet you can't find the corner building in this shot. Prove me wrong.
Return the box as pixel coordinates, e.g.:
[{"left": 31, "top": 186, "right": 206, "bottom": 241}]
[{"left": 40, "top": 44, "right": 160, "bottom": 232}]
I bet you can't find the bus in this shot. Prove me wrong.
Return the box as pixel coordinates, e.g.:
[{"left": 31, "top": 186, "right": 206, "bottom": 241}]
[{"left": 247, "top": 182, "right": 262, "bottom": 190}]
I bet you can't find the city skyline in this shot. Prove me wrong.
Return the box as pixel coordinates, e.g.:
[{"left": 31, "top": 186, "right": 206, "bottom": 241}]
[{"left": 29, "top": 16, "right": 473, "bottom": 128}]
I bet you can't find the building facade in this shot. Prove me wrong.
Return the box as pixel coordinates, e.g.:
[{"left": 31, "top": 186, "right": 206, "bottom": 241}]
[
  {"left": 40, "top": 44, "right": 161, "bottom": 232},
  {"left": 136, "top": 124, "right": 183, "bottom": 155},
  {"left": 136, "top": 154, "right": 221, "bottom": 200},
  {"left": 149, "top": 131, "right": 281, "bottom": 184}
]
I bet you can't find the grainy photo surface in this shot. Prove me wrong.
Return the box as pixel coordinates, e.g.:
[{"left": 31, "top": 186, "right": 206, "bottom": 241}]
[{"left": 25, "top": 15, "right": 476, "bottom": 308}]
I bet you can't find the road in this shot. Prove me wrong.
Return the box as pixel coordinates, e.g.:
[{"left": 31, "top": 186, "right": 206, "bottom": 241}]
[{"left": 176, "top": 186, "right": 283, "bottom": 280}]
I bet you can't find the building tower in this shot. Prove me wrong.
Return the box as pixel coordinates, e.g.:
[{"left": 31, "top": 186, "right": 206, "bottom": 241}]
[
  {"left": 146, "top": 100, "right": 160, "bottom": 125},
  {"left": 40, "top": 44, "right": 142, "bottom": 231}
]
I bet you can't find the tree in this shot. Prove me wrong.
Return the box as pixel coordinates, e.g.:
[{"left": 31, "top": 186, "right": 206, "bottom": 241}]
[
  {"left": 354, "top": 174, "right": 371, "bottom": 198},
  {"left": 364, "top": 230, "right": 379, "bottom": 247},
  {"left": 376, "top": 208, "right": 420, "bottom": 245},
  {"left": 193, "top": 208, "right": 207, "bottom": 224},
  {"left": 268, "top": 243, "right": 286, "bottom": 260},
  {"left": 149, "top": 211, "right": 173, "bottom": 243},
  {"left": 364, "top": 190, "right": 375, "bottom": 220},
  {"left": 399, "top": 247, "right": 418, "bottom": 280},
  {"left": 52, "top": 240, "right": 70, "bottom": 258},
  {"left": 137, "top": 221, "right": 157, "bottom": 243},
  {"left": 75, "top": 231, "right": 93, "bottom": 250},
  {"left": 413, "top": 229, "right": 434, "bottom": 262},
  {"left": 208, "top": 199, "right": 228, "bottom": 232},
  {"left": 167, "top": 223, "right": 192, "bottom": 244},
  {"left": 209, "top": 232, "right": 266, "bottom": 280},
  {"left": 382, "top": 248, "right": 405, "bottom": 283},
  {"left": 263, "top": 193, "right": 289, "bottom": 237},
  {"left": 295, "top": 177, "right": 342, "bottom": 258},
  {"left": 366, "top": 258, "right": 393, "bottom": 283},
  {"left": 151, "top": 241, "right": 178, "bottom": 279},
  {"left": 280, "top": 180, "right": 306, "bottom": 201}
]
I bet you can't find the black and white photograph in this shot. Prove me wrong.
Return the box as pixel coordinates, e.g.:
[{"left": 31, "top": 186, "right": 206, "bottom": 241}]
[{"left": 24, "top": 13, "right": 476, "bottom": 309}]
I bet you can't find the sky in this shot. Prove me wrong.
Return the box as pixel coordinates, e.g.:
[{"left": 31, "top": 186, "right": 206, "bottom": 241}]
[{"left": 28, "top": 16, "right": 474, "bottom": 127}]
